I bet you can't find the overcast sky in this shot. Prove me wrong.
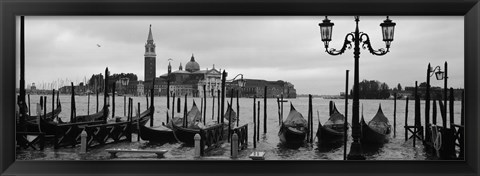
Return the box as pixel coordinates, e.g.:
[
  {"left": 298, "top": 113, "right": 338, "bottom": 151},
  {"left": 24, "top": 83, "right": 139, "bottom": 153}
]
[{"left": 18, "top": 16, "right": 464, "bottom": 95}]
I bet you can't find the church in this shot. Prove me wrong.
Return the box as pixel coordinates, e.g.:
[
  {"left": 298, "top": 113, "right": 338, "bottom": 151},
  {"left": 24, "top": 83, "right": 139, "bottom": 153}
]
[
  {"left": 143, "top": 25, "right": 223, "bottom": 97},
  {"left": 155, "top": 55, "right": 223, "bottom": 98}
]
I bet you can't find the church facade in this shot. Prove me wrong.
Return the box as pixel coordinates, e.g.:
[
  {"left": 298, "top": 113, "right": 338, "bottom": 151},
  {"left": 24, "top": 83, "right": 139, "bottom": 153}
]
[{"left": 156, "top": 55, "right": 223, "bottom": 98}]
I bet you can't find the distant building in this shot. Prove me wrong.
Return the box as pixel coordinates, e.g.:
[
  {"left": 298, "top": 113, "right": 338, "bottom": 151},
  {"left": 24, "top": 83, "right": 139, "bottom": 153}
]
[
  {"left": 58, "top": 83, "right": 87, "bottom": 95},
  {"left": 228, "top": 79, "right": 296, "bottom": 98},
  {"left": 125, "top": 80, "right": 145, "bottom": 96}
]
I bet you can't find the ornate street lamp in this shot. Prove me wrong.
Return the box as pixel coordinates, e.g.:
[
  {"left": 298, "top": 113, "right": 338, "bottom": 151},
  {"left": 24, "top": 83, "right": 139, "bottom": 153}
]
[
  {"left": 429, "top": 66, "right": 445, "bottom": 81},
  {"left": 228, "top": 74, "right": 246, "bottom": 88},
  {"left": 319, "top": 16, "right": 396, "bottom": 160}
]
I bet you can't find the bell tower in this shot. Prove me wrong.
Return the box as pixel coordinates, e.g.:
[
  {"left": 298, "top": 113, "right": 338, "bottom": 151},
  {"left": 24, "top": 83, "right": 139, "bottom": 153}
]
[{"left": 144, "top": 24, "right": 156, "bottom": 90}]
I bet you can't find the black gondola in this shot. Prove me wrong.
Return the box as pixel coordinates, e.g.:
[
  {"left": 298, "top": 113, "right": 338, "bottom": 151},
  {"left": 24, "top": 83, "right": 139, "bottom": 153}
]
[
  {"left": 139, "top": 123, "right": 177, "bottom": 144},
  {"left": 74, "top": 105, "right": 109, "bottom": 122},
  {"left": 25, "top": 101, "right": 62, "bottom": 123},
  {"left": 360, "top": 104, "right": 392, "bottom": 145},
  {"left": 25, "top": 100, "right": 62, "bottom": 134},
  {"left": 278, "top": 104, "right": 308, "bottom": 148},
  {"left": 317, "top": 103, "right": 348, "bottom": 147},
  {"left": 171, "top": 101, "right": 204, "bottom": 146}
]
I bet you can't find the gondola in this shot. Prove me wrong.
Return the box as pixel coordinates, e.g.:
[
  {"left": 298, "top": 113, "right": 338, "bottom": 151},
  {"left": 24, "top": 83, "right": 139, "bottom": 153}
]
[
  {"left": 360, "top": 104, "right": 392, "bottom": 144},
  {"left": 278, "top": 104, "right": 308, "bottom": 148},
  {"left": 25, "top": 101, "right": 62, "bottom": 122},
  {"left": 223, "top": 103, "right": 238, "bottom": 129},
  {"left": 170, "top": 101, "right": 205, "bottom": 146},
  {"left": 73, "top": 105, "right": 109, "bottom": 123},
  {"left": 25, "top": 100, "right": 62, "bottom": 134},
  {"left": 139, "top": 121, "right": 177, "bottom": 144},
  {"left": 138, "top": 83, "right": 178, "bottom": 144},
  {"left": 316, "top": 103, "right": 348, "bottom": 147}
]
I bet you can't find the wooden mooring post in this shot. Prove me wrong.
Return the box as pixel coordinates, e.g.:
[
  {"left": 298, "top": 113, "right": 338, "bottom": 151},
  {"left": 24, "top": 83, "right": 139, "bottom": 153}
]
[
  {"left": 253, "top": 95, "right": 256, "bottom": 148},
  {"left": 112, "top": 83, "right": 115, "bottom": 119},
  {"left": 264, "top": 86, "right": 267, "bottom": 134},
  {"left": 236, "top": 90, "right": 239, "bottom": 127},
  {"left": 96, "top": 82, "right": 99, "bottom": 113},
  {"left": 310, "top": 96, "right": 313, "bottom": 143},
  {"left": 177, "top": 97, "right": 181, "bottom": 113},
  {"left": 137, "top": 102, "right": 141, "bottom": 142},
  {"left": 404, "top": 97, "right": 409, "bottom": 142},
  {"left": 87, "top": 90, "right": 90, "bottom": 115},
  {"left": 52, "top": 89, "right": 55, "bottom": 116},
  {"left": 277, "top": 97, "right": 281, "bottom": 126},
  {"left": 432, "top": 99, "right": 437, "bottom": 125},
  {"left": 200, "top": 98, "right": 204, "bottom": 122},
  {"left": 217, "top": 91, "right": 220, "bottom": 122},
  {"left": 28, "top": 94, "right": 31, "bottom": 117},
  {"left": 203, "top": 85, "right": 207, "bottom": 123},
  {"left": 344, "top": 69, "right": 349, "bottom": 160},
  {"left": 183, "top": 94, "right": 187, "bottom": 128},
  {"left": 212, "top": 89, "right": 215, "bottom": 120},
  {"left": 171, "top": 93, "right": 175, "bottom": 123},
  {"left": 257, "top": 101, "right": 260, "bottom": 141},
  {"left": 393, "top": 92, "right": 396, "bottom": 138},
  {"left": 404, "top": 81, "right": 423, "bottom": 147},
  {"left": 70, "top": 82, "right": 75, "bottom": 123}
]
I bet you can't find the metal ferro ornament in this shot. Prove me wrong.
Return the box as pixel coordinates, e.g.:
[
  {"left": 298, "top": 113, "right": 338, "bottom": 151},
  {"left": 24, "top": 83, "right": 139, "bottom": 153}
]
[{"left": 319, "top": 16, "right": 396, "bottom": 160}]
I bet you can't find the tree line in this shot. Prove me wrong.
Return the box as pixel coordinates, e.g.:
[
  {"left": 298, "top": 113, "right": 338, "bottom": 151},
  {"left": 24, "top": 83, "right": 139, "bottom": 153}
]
[{"left": 349, "top": 79, "right": 396, "bottom": 99}]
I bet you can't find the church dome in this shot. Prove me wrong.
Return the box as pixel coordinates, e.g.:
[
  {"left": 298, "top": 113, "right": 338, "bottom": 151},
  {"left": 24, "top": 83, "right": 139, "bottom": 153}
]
[{"left": 185, "top": 54, "right": 200, "bottom": 72}]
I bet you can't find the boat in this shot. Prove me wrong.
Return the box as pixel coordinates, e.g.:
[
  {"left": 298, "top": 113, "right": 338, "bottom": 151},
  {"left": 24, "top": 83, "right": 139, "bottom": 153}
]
[
  {"left": 360, "top": 104, "right": 392, "bottom": 144},
  {"left": 171, "top": 101, "right": 210, "bottom": 146},
  {"left": 223, "top": 103, "right": 238, "bottom": 129},
  {"left": 278, "top": 104, "right": 308, "bottom": 148},
  {"left": 25, "top": 100, "right": 62, "bottom": 134},
  {"left": 316, "top": 103, "right": 348, "bottom": 147},
  {"left": 139, "top": 120, "right": 177, "bottom": 144},
  {"left": 138, "top": 83, "right": 177, "bottom": 144},
  {"left": 73, "top": 105, "right": 109, "bottom": 123},
  {"left": 25, "top": 100, "right": 62, "bottom": 123}
]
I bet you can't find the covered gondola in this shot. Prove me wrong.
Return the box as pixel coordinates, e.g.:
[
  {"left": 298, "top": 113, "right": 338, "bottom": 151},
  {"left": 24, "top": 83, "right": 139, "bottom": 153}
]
[
  {"left": 171, "top": 101, "right": 205, "bottom": 146},
  {"left": 360, "top": 104, "right": 392, "bottom": 144},
  {"left": 278, "top": 104, "right": 308, "bottom": 148},
  {"left": 317, "top": 103, "right": 348, "bottom": 147}
]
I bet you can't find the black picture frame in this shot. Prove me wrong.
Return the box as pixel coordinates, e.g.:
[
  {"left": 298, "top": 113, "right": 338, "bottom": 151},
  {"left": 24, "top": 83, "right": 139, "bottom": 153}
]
[{"left": 1, "top": 0, "right": 478, "bottom": 175}]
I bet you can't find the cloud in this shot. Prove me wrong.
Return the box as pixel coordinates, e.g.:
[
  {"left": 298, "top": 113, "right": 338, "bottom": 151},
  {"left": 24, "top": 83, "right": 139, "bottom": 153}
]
[{"left": 23, "top": 16, "right": 464, "bottom": 95}]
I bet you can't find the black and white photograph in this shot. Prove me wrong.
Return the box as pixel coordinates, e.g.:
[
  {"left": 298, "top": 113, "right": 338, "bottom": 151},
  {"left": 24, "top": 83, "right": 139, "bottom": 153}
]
[{"left": 15, "top": 16, "right": 464, "bottom": 161}]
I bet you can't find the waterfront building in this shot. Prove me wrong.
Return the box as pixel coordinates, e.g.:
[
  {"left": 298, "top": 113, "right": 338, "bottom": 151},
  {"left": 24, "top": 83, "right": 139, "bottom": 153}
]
[{"left": 227, "top": 79, "right": 296, "bottom": 98}]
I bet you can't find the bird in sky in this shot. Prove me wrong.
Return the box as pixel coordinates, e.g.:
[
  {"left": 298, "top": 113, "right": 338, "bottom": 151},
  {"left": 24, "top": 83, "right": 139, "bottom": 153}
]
[{"left": 96, "top": 44, "right": 101, "bottom": 47}]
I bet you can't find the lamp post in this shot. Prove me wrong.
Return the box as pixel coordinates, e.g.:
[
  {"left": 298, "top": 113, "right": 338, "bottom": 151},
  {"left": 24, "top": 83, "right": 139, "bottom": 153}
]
[
  {"left": 319, "top": 16, "right": 396, "bottom": 160},
  {"left": 226, "top": 73, "right": 246, "bottom": 140},
  {"left": 227, "top": 74, "right": 247, "bottom": 91},
  {"left": 425, "top": 64, "right": 444, "bottom": 144}
]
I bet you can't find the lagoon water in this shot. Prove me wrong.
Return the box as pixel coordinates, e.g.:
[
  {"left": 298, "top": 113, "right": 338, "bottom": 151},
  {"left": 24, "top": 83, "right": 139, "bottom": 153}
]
[{"left": 17, "top": 94, "right": 462, "bottom": 160}]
